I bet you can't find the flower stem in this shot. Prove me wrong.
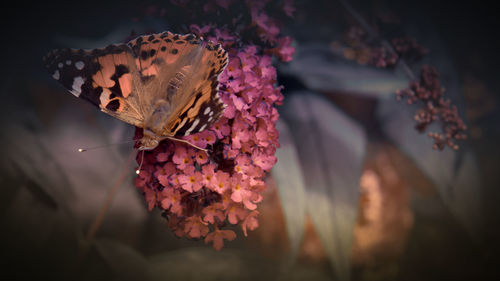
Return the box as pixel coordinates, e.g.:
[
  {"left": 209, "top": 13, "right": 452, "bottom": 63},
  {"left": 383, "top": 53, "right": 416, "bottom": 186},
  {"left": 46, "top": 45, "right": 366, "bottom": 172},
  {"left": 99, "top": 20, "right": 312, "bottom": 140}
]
[{"left": 78, "top": 149, "right": 136, "bottom": 262}]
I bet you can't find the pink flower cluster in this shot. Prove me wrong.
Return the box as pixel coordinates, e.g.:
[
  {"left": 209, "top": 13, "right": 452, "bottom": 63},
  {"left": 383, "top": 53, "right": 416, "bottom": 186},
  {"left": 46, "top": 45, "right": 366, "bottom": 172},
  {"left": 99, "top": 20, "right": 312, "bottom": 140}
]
[
  {"left": 134, "top": 0, "right": 293, "bottom": 250},
  {"left": 391, "top": 37, "right": 428, "bottom": 61},
  {"left": 341, "top": 23, "right": 467, "bottom": 150},
  {"left": 342, "top": 26, "right": 398, "bottom": 68},
  {"left": 370, "top": 46, "right": 398, "bottom": 68},
  {"left": 363, "top": 36, "right": 427, "bottom": 68},
  {"left": 396, "top": 65, "right": 467, "bottom": 150},
  {"left": 342, "top": 26, "right": 428, "bottom": 68}
]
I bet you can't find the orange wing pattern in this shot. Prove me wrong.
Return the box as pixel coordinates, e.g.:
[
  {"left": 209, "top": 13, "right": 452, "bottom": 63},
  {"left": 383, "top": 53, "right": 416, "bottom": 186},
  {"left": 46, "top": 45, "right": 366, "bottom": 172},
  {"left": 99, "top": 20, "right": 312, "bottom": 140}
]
[
  {"left": 43, "top": 45, "right": 143, "bottom": 126},
  {"left": 44, "top": 31, "right": 228, "bottom": 137},
  {"left": 126, "top": 32, "right": 228, "bottom": 136}
]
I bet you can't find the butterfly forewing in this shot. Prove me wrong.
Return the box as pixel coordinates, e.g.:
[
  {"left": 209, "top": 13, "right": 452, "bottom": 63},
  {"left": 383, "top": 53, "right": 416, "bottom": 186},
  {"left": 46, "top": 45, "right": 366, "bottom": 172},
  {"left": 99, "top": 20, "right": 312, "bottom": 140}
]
[
  {"left": 43, "top": 45, "right": 145, "bottom": 126},
  {"left": 44, "top": 31, "right": 228, "bottom": 140},
  {"left": 125, "top": 32, "right": 203, "bottom": 115}
]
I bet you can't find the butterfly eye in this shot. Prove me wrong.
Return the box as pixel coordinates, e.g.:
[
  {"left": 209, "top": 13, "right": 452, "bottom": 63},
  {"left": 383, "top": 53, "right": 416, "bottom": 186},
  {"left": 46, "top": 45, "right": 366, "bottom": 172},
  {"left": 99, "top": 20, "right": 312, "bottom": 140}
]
[
  {"left": 140, "top": 131, "right": 160, "bottom": 150},
  {"left": 139, "top": 139, "right": 159, "bottom": 151}
]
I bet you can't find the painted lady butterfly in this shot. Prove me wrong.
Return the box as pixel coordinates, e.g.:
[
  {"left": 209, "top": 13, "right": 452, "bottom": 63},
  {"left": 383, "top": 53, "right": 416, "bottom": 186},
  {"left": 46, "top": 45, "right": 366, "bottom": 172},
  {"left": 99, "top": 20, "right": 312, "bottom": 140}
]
[{"left": 43, "top": 31, "right": 228, "bottom": 150}]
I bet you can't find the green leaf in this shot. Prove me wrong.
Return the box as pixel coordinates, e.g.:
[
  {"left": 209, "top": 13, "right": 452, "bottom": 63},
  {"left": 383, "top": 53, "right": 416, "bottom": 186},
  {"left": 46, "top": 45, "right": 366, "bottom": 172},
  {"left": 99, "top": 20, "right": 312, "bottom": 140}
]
[
  {"left": 272, "top": 119, "right": 307, "bottom": 262},
  {"left": 281, "top": 92, "right": 366, "bottom": 281},
  {"left": 147, "top": 247, "right": 333, "bottom": 281},
  {"left": 280, "top": 44, "right": 409, "bottom": 97},
  {"left": 1, "top": 184, "right": 79, "bottom": 280},
  {"left": 376, "top": 10, "right": 482, "bottom": 239},
  {"left": 148, "top": 248, "right": 254, "bottom": 281},
  {"left": 94, "top": 238, "right": 151, "bottom": 281},
  {"left": 377, "top": 99, "right": 482, "bottom": 239},
  {"left": 0, "top": 124, "right": 76, "bottom": 214}
]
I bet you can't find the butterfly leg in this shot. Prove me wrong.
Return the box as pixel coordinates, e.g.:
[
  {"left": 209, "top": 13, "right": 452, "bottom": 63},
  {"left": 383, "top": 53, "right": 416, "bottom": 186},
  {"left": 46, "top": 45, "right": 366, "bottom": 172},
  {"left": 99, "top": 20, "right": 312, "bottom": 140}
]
[{"left": 164, "top": 136, "right": 209, "bottom": 153}]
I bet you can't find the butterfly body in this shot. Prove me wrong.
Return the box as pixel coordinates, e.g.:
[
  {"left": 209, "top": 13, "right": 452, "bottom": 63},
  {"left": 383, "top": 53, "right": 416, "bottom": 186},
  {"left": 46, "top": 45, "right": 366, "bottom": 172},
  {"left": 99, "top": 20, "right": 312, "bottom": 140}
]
[{"left": 44, "top": 32, "right": 228, "bottom": 150}]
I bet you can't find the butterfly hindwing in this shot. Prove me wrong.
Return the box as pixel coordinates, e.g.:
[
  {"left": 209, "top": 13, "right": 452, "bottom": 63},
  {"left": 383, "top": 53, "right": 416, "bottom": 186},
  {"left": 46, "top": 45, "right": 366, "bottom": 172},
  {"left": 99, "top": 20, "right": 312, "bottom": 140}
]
[{"left": 161, "top": 40, "right": 228, "bottom": 136}]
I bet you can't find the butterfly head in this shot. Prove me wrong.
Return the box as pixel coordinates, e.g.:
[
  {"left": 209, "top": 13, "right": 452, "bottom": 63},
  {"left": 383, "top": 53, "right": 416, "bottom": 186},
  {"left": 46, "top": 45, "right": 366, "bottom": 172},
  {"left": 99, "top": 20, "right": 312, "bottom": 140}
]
[{"left": 139, "top": 129, "right": 161, "bottom": 151}]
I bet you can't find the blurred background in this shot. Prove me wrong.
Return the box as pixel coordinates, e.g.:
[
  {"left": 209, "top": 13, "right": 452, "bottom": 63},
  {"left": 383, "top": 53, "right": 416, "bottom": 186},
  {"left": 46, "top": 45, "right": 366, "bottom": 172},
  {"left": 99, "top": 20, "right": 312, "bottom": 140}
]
[{"left": 1, "top": 0, "right": 499, "bottom": 280}]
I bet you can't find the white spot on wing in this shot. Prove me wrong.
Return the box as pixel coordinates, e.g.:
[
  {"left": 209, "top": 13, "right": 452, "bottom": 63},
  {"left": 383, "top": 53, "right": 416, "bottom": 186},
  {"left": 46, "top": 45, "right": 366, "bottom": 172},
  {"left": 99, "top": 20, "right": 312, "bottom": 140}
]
[
  {"left": 71, "top": 76, "right": 85, "bottom": 97},
  {"left": 75, "top": 61, "right": 85, "bottom": 70},
  {"left": 207, "top": 116, "right": 213, "bottom": 122},
  {"left": 58, "top": 63, "right": 63, "bottom": 68},
  {"left": 209, "top": 111, "right": 214, "bottom": 117},
  {"left": 184, "top": 118, "right": 200, "bottom": 136},
  {"left": 99, "top": 88, "right": 112, "bottom": 105},
  {"left": 52, "top": 70, "right": 60, "bottom": 80},
  {"left": 203, "top": 107, "right": 211, "bottom": 115},
  {"left": 199, "top": 124, "right": 207, "bottom": 132},
  {"left": 65, "top": 60, "right": 72, "bottom": 65}
]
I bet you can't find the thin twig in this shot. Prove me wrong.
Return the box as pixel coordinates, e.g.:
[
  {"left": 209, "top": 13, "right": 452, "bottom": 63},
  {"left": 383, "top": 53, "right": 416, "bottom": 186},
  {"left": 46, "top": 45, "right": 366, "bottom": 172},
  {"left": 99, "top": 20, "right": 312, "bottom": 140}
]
[
  {"left": 77, "top": 149, "right": 136, "bottom": 267},
  {"left": 337, "top": 0, "right": 417, "bottom": 80},
  {"left": 85, "top": 149, "right": 136, "bottom": 241}
]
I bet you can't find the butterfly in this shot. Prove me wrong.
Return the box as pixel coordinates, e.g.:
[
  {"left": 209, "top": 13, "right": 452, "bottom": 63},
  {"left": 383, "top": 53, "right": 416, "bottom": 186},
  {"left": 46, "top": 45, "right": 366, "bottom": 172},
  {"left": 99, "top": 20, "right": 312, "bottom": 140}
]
[{"left": 43, "top": 31, "right": 228, "bottom": 150}]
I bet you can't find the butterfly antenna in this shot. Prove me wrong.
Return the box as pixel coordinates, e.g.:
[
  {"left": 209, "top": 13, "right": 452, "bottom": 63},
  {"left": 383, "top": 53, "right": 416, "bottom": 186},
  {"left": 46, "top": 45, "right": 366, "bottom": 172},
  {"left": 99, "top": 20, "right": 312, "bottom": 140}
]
[
  {"left": 135, "top": 150, "right": 145, "bottom": 175},
  {"left": 77, "top": 140, "right": 135, "bottom": 152},
  {"left": 165, "top": 136, "right": 209, "bottom": 153}
]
